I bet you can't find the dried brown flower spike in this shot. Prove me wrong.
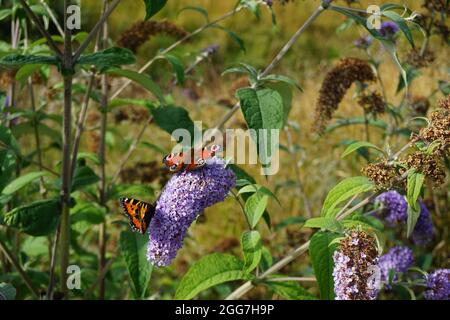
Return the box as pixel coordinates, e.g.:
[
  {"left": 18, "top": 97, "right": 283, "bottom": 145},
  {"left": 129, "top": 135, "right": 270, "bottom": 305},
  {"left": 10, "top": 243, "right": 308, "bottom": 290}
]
[
  {"left": 314, "top": 58, "right": 375, "bottom": 133},
  {"left": 362, "top": 160, "right": 400, "bottom": 189},
  {"left": 404, "top": 152, "right": 446, "bottom": 186},
  {"left": 118, "top": 20, "right": 189, "bottom": 53},
  {"left": 358, "top": 92, "right": 386, "bottom": 116}
]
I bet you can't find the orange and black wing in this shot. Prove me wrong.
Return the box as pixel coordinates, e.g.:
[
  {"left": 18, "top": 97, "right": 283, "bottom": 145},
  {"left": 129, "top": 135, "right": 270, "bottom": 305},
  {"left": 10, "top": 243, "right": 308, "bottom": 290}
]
[{"left": 119, "top": 198, "right": 156, "bottom": 234}]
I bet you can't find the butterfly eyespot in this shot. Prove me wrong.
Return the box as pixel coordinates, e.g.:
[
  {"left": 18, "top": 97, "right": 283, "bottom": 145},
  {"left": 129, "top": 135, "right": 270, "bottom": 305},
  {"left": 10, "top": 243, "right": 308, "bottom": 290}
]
[
  {"left": 170, "top": 164, "right": 179, "bottom": 171},
  {"left": 164, "top": 153, "right": 174, "bottom": 162},
  {"left": 210, "top": 144, "right": 221, "bottom": 152}
]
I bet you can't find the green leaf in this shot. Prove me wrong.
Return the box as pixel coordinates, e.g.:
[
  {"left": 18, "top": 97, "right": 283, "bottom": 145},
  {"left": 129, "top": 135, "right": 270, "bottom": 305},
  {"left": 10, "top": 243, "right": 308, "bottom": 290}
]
[
  {"left": 241, "top": 230, "right": 262, "bottom": 273},
  {"left": 397, "top": 64, "right": 420, "bottom": 93},
  {"left": 382, "top": 40, "right": 408, "bottom": 94},
  {"left": 109, "top": 98, "right": 153, "bottom": 110},
  {"left": 0, "top": 283, "right": 16, "bottom": 300},
  {"left": 212, "top": 25, "right": 246, "bottom": 52},
  {"left": 15, "top": 64, "right": 43, "bottom": 84},
  {"left": 382, "top": 10, "right": 415, "bottom": 48},
  {"left": 71, "top": 166, "right": 100, "bottom": 192},
  {"left": 77, "top": 47, "right": 136, "bottom": 70},
  {"left": 406, "top": 170, "right": 425, "bottom": 237},
  {"left": 304, "top": 217, "right": 343, "bottom": 233},
  {"left": 341, "top": 141, "right": 384, "bottom": 158},
  {"left": 175, "top": 253, "right": 252, "bottom": 300},
  {"left": 106, "top": 68, "right": 165, "bottom": 104},
  {"left": 1, "top": 171, "right": 47, "bottom": 196},
  {"left": 4, "top": 199, "right": 59, "bottom": 236},
  {"left": 259, "top": 74, "right": 303, "bottom": 92},
  {"left": 0, "top": 9, "right": 12, "bottom": 22},
  {"left": 0, "top": 124, "right": 20, "bottom": 155},
  {"left": 309, "top": 231, "right": 340, "bottom": 300},
  {"left": 163, "top": 54, "right": 185, "bottom": 85},
  {"left": 326, "top": 117, "right": 387, "bottom": 133},
  {"left": 178, "top": 5, "right": 208, "bottom": 22},
  {"left": 245, "top": 192, "right": 269, "bottom": 229},
  {"left": 0, "top": 54, "right": 58, "bottom": 69},
  {"left": 144, "top": 0, "right": 168, "bottom": 20},
  {"left": 264, "top": 81, "right": 293, "bottom": 123},
  {"left": 264, "top": 280, "right": 316, "bottom": 300},
  {"left": 119, "top": 231, "right": 152, "bottom": 299},
  {"left": 151, "top": 106, "right": 196, "bottom": 145},
  {"left": 321, "top": 176, "right": 374, "bottom": 217},
  {"left": 237, "top": 87, "right": 285, "bottom": 130}
]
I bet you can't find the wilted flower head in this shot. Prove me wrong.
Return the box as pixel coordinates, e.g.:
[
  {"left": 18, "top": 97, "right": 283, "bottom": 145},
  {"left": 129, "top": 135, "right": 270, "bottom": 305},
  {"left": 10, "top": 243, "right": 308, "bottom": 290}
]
[
  {"left": 118, "top": 20, "right": 188, "bottom": 53},
  {"left": 417, "top": 95, "right": 450, "bottom": 157},
  {"left": 362, "top": 161, "right": 399, "bottom": 189},
  {"left": 404, "top": 152, "right": 446, "bottom": 186},
  {"left": 379, "top": 21, "right": 400, "bottom": 37},
  {"left": 424, "top": 269, "right": 450, "bottom": 300},
  {"left": 354, "top": 36, "right": 374, "bottom": 49},
  {"left": 333, "top": 230, "right": 379, "bottom": 300},
  {"left": 410, "top": 96, "right": 430, "bottom": 117},
  {"left": 358, "top": 91, "right": 386, "bottom": 115},
  {"left": 375, "top": 190, "right": 408, "bottom": 227},
  {"left": 406, "top": 49, "right": 435, "bottom": 69},
  {"left": 147, "top": 159, "right": 236, "bottom": 266},
  {"left": 378, "top": 246, "right": 414, "bottom": 285},
  {"left": 314, "top": 58, "right": 375, "bottom": 133},
  {"left": 411, "top": 201, "right": 433, "bottom": 246}
]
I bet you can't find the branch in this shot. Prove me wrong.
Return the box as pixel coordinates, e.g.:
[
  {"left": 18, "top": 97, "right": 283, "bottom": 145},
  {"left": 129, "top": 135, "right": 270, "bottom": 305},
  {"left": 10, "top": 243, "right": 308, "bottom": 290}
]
[
  {"left": 0, "top": 238, "right": 40, "bottom": 299},
  {"left": 18, "top": 0, "right": 63, "bottom": 58},
  {"left": 72, "top": 0, "right": 122, "bottom": 63}
]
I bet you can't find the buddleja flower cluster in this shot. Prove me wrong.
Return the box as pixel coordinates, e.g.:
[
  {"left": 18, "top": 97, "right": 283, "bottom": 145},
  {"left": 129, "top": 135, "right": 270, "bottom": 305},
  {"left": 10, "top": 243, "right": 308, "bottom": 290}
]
[
  {"left": 333, "top": 230, "right": 379, "bottom": 300},
  {"left": 378, "top": 246, "right": 414, "bottom": 286},
  {"left": 424, "top": 269, "right": 450, "bottom": 300},
  {"left": 375, "top": 190, "right": 433, "bottom": 246},
  {"left": 147, "top": 159, "right": 236, "bottom": 267}
]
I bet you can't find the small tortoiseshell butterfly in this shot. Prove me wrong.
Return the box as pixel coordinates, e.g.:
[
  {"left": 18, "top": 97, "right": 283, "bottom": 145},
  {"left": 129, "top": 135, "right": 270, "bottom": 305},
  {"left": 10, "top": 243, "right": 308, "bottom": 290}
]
[
  {"left": 162, "top": 144, "right": 220, "bottom": 173},
  {"left": 119, "top": 197, "right": 156, "bottom": 234}
]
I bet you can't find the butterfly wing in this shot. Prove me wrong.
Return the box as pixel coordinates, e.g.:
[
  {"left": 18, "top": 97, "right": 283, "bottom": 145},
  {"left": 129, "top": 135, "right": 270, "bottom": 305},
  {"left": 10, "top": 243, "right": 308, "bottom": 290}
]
[{"left": 119, "top": 198, "right": 156, "bottom": 234}]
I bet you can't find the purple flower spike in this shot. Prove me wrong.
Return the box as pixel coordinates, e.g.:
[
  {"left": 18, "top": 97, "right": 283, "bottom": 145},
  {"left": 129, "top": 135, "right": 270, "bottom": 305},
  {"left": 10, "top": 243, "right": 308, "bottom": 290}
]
[
  {"left": 375, "top": 190, "right": 408, "bottom": 227},
  {"left": 147, "top": 159, "right": 236, "bottom": 267},
  {"left": 380, "top": 21, "right": 400, "bottom": 37},
  {"left": 424, "top": 269, "right": 450, "bottom": 300},
  {"left": 411, "top": 201, "right": 433, "bottom": 246},
  {"left": 378, "top": 246, "right": 414, "bottom": 286}
]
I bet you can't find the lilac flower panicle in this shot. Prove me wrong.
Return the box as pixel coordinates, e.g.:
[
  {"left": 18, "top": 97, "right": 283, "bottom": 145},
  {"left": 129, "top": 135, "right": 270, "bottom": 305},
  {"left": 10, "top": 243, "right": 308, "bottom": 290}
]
[
  {"left": 380, "top": 21, "right": 400, "bottom": 37},
  {"left": 424, "top": 269, "right": 450, "bottom": 300},
  {"left": 333, "top": 230, "right": 380, "bottom": 300},
  {"left": 378, "top": 246, "right": 414, "bottom": 286},
  {"left": 411, "top": 201, "right": 433, "bottom": 246},
  {"left": 375, "top": 190, "right": 408, "bottom": 227},
  {"left": 147, "top": 159, "right": 236, "bottom": 267}
]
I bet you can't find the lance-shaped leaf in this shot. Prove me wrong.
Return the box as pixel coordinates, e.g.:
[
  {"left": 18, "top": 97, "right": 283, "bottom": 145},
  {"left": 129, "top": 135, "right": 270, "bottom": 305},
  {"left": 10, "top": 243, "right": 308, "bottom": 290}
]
[
  {"left": 143, "top": 0, "right": 168, "bottom": 20},
  {"left": 151, "top": 105, "right": 196, "bottom": 145},
  {"left": 309, "top": 231, "right": 340, "bottom": 300},
  {"left": 0, "top": 54, "right": 59, "bottom": 69},
  {"left": 304, "top": 217, "right": 343, "bottom": 233},
  {"left": 120, "top": 231, "right": 152, "bottom": 299},
  {"left": 77, "top": 47, "right": 136, "bottom": 70},
  {"left": 406, "top": 170, "right": 425, "bottom": 237},
  {"left": 241, "top": 230, "right": 262, "bottom": 273},
  {"left": 175, "top": 253, "right": 252, "bottom": 300},
  {"left": 341, "top": 141, "right": 384, "bottom": 158},
  {"left": 1, "top": 171, "right": 48, "bottom": 196},
  {"left": 3, "top": 199, "right": 60, "bottom": 236}
]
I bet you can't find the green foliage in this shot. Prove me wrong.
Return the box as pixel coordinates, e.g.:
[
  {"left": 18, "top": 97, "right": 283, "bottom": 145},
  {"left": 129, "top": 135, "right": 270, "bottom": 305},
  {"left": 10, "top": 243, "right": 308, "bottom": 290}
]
[
  {"left": 120, "top": 231, "right": 153, "bottom": 299},
  {"left": 175, "top": 253, "right": 252, "bottom": 299},
  {"left": 1, "top": 171, "right": 47, "bottom": 196},
  {"left": 244, "top": 192, "right": 269, "bottom": 229},
  {"left": 77, "top": 47, "right": 136, "bottom": 70},
  {"left": 241, "top": 230, "right": 262, "bottom": 272},
  {"left": 143, "top": 0, "right": 168, "bottom": 20},
  {"left": 150, "top": 105, "right": 196, "bottom": 145},
  {"left": 304, "top": 217, "right": 343, "bottom": 233},
  {"left": 264, "top": 280, "right": 316, "bottom": 300},
  {"left": 320, "top": 176, "right": 374, "bottom": 217},
  {"left": 3, "top": 199, "right": 60, "bottom": 236},
  {"left": 0, "top": 54, "right": 59, "bottom": 69},
  {"left": 0, "top": 283, "right": 16, "bottom": 300},
  {"left": 406, "top": 170, "right": 425, "bottom": 237},
  {"left": 341, "top": 141, "right": 384, "bottom": 158},
  {"left": 309, "top": 231, "right": 340, "bottom": 300}
]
